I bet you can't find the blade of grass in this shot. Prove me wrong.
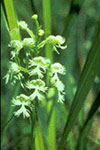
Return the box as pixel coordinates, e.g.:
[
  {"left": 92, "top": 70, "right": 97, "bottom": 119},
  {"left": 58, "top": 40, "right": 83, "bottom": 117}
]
[
  {"left": 68, "top": 131, "right": 75, "bottom": 150},
  {"left": 36, "top": 105, "right": 48, "bottom": 149},
  {"left": 58, "top": 21, "right": 100, "bottom": 150},
  {"left": 2, "top": 0, "right": 21, "bottom": 130},
  {"left": 76, "top": 92, "right": 100, "bottom": 150},
  {"left": 2, "top": 83, "right": 20, "bottom": 145},
  {"left": 2, "top": 0, "right": 21, "bottom": 40},
  {"left": 35, "top": 122, "right": 45, "bottom": 150},
  {"left": 1, "top": 0, "right": 21, "bottom": 146},
  {"left": 47, "top": 100, "right": 56, "bottom": 150}
]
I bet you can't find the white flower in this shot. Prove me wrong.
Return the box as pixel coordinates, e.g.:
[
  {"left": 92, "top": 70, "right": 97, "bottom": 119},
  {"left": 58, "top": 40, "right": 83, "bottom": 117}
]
[
  {"left": 50, "top": 63, "right": 66, "bottom": 83},
  {"left": 9, "top": 40, "right": 23, "bottom": 52},
  {"left": 46, "top": 35, "right": 67, "bottom": 54},
  {"left": 29, "top": 90, "right": 45, "bottom": 101},
  {"left": 29, "top": 56, "right": 50, "bottom": 78},
  {"left": 54, "top": 80, "right": 65, "bottom": 92},
  {"left": 37, "top": 35, "right": 67, "bottom": 53},
  {"left": 57, "top": 92, "right": 65, "bottom": 103},
  {"left": 12, "top": 94, "right": 31, "bottom": 118},
  {"left": 10, "top": 62, "right": 20, "bottom": 73},
  {"left": 18, "top": 21, "right": 28, "bottom": 30},
  {"left": 54, "top": 80, "right": 65, "bottom": 103},
  {"left": 4, "top": 62, "right": 24, "bottom": 84},
  {"left": 9, "top": 62, "right": 24, "bottom": 83},
  {"left": 51, "top": 63, "right": 66, "bottom": 75},
  {"left": 22, "top": 38, "right": 35, "bottom": 48},
  {"left": 46, "top": 35, "right": 65, "bottom": 45},
  {"left": 50, "top": 73, "right": 59, "bottom": 83},
  {"left": 26, "top": 79, "right": 47, "bottom": 101},
  {"left": 50, "top": 63, "right": 66, "bottom": 103},
  {"left": 9, "top": 40, "right": 23, "bottom": 59}
]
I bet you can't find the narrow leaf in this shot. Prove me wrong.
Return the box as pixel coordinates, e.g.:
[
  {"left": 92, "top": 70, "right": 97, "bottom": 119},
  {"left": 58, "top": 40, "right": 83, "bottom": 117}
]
[
  {"left": 76, "top": 92, "right": 100, "bottom": 150},
  {"left": 48, "top": 100, "right": 56, "bottom": 150},
  {"left": 2, "top": 0, "right": 21, "bottom": 40},
  {"left": 58, "top": 22, "right": 100, "bottom": 150},
  {"left": 36, "top": 105, "right": 48, "bottom": 149},
  {"left": 35, "top": 122, "right": 45, "bottom": 150}
]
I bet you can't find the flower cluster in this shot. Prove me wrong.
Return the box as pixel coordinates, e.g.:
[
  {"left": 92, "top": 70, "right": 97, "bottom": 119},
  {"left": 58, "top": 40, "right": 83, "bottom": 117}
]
[{"left": 4, "top": 14, "right": 67, "bottom": 118}]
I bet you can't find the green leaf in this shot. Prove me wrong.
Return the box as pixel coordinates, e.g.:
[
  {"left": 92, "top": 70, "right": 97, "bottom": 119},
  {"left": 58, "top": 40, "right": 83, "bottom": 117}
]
[
  {"left": 58, "top": 21, "right": 100, "bottom": 150},
  {"left": 47, "top": 100, "right": 56, "bottom": 150},
  {"left": 36, "top": 105, "right": 48, "bottom": 149},
  {"left": 35, "top": 122, "right": 45, "bottom": 150},
  {"left": 76, "top": 92, "right": 100, "bottom": 150},
  {"left": 2, "top": 0, "right": 21, "bottom": 40}
]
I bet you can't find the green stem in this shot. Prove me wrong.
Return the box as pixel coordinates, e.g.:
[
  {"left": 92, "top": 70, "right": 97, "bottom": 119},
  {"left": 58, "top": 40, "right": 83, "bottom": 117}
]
[
  {"left": 42, "top": 0, "right": 53, "bottom": 62},
  {"left": 35, "top": 20, "right": 40, "bottom": 32},
  {"left": 2, "top": 0, "right": 21, "bottom": 40},
  {"left": 42, "top": 0, "right": 53, "bottom": 85},
  {"left": 26, "top": 28, "right": 36, "bottom": 40}
]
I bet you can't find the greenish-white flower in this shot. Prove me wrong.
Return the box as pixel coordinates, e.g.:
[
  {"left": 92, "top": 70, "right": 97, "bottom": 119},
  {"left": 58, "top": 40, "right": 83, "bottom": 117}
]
[
  {"left": 51, "top": 63, "right": 66, "bottom": 75},
  {"left": 50, "top": 63, "right": 66, "bottom": 103},
  {"left": 29, "top": 56, "right": 50, "bottom": 78},
  {"left": 46, "top": 35, "right": 65, "bottom": 45},
  {"left": 54, "top": 80, "right": 65, "bottom": 103},
  {"left": 22, "top": 38, "right": 35, "bottom": 48},
  {"left": 38, "top": 35, "right": 67, "bottom": 53},
  {"left": 4, "top": 62, "right": 23, "bottom": 84},
  {"left": 50, "top": 63, "right": 66, "bottom": 83},
  {"left": 58, "top": 92, "right": 65, "bottom": 103},
  {"left": 9, "top": 40, "right": 23, "bottom": 51},
  {"left": 12, "top": 94, "right": 31, "bottom": 118},
  {"left": 55, "top": 80, "right": 65, "bottom": 92},
  {"left": 47, "top": 35, "right": 67, "bottom": 53},
  {"left": 9, "top": 40, "right": 23, "bottom": 59},
  {"left": 18, "top": 21, "right": 28, "bottom": 30},
  {"left": 26, "top": 79, "right": 47, "bottom": 101},
  {"left": 10, "top": 62, "right": 20, "bottom": 73}
]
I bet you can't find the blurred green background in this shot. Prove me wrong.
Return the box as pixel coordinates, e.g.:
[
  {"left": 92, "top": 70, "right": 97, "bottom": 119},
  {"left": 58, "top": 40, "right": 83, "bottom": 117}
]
[{"left": 1, "top": 0, "right": 100, "bottom": 150}]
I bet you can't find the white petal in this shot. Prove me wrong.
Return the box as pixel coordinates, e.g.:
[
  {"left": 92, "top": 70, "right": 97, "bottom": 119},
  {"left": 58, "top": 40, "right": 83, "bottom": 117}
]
[
  {"left": 12, "top": 99, "right": 22, "bottom": 106},
  {"left": 57, "top": 92, "right": 65, "bottom": 103}
]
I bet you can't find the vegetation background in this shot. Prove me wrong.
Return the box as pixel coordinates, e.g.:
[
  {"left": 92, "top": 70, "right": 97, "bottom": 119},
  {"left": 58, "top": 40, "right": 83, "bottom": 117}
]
[{"left": 1, "top": 0, "right": 100, "bottom": 150}]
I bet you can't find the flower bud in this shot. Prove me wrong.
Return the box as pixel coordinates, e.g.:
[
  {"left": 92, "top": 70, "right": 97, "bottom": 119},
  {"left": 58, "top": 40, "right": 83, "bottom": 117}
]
[
  {"left": 32, "top": 14, "right": 38, "bottom": 20},
  {"left": 38, "top": 29, "right": 44, "bottom": 36}
]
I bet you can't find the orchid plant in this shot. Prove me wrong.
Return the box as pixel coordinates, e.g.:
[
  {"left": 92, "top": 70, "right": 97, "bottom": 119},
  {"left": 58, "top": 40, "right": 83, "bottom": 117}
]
[{"left": 4, "top": 14, "right": 67, "bottom": 118}]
